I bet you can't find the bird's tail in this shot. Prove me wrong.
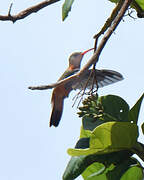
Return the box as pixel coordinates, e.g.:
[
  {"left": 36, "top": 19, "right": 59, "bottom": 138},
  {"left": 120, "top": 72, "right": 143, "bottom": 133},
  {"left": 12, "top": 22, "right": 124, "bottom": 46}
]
[{"left": 49, "top": 93, "right": 64, "bottom": 127}]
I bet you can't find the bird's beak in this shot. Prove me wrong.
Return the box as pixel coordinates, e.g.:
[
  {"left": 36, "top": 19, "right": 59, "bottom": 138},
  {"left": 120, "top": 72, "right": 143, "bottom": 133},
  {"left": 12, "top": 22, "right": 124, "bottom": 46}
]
[{"left": 81, "top": 48, "right": 94, "bottom": 55}]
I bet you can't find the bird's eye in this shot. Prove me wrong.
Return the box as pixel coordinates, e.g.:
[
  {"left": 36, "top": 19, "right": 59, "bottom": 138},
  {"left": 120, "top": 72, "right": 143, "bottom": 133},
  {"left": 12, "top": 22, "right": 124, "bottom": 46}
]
[
  {"left": 73, "top": 54, "right": 78, "bottom": 57},
  {"left": 73, "top": 52, "right": 81, "bottom": 57}
]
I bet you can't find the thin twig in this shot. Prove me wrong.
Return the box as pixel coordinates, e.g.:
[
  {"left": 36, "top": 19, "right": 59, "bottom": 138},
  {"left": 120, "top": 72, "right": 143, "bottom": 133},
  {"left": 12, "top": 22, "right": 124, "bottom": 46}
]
[
  {"left": 8, "top": 3, "right": 13, "bottom": 16},
  {"left": 0, "top": 0, "right": 61, "bottom": 23},
  {"left": 93, "top": 0, "right": 124, "bottom": 39},
  {"left": 125, "top": 8, "right": 137, "bottom": 19}
]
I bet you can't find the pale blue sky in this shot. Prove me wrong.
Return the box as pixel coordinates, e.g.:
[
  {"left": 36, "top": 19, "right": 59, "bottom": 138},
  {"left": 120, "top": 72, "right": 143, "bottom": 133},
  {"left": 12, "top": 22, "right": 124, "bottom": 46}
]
[{"left": 0, "top": 0, "right": 144, "bottom": 180}]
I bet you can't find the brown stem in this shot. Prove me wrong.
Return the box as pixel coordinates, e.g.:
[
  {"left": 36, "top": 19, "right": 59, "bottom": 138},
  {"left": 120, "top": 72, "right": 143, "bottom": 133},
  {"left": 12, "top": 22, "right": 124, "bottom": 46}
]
[{"left": 0, "top": 0, "right": 61, "bottom": 23}]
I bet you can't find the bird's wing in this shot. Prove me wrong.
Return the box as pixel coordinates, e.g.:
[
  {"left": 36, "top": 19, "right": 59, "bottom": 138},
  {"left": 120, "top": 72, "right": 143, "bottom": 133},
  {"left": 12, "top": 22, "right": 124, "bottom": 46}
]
[
  {"left": 72, "top": 69, "right": 124, "bottom": 90},
  {"left": 95, "top": 69, "right": 124, "bottom": 87}
]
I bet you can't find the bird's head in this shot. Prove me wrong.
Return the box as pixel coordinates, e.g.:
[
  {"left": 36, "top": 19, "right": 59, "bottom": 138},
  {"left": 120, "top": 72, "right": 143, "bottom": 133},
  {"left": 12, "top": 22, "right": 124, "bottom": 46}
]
[{"left": 69, "top": 48, "right": 94, "bottom": 69}]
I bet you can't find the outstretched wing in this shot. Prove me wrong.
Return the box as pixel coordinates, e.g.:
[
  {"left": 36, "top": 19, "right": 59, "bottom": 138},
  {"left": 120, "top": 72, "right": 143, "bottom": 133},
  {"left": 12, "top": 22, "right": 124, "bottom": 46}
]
[{"left": 72, "top": 69, "right": 124, "bottom": 90}]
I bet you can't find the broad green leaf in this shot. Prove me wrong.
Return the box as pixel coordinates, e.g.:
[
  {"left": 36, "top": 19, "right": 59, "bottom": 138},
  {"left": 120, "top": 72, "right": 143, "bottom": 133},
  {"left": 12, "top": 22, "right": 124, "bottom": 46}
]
[
  {"left": 82, "top": 151, "right": 132, "bottom": 180},
  {"left": 121, "top": 158, "right": 143, "bottom": 180},
  {"left": 75, "top": 138, "right": 90, "bottom": 149},
  {"left": 63, "top": 155, "right": 105, "bottom": 180},
  {"left": 82, "top": 163, "right": 107, "bottom": 180},
  {"left": 62, "top": 0, "right": 75, "bottom": 21},
  {"left": 90, "top": 122, "right": 138, "bottom": 150},
  {"left": 121, "top": 166, "right": 143, "bottom": 180},
  {"left": 128, "top": 93, "right": 144, "bottom": 124},
  {"left": 82, "top": 157, "right": 143, "bottom": 180},
  {"left": 64, "top": 150, "right": 132, "bottom": 180},
  {"left": 135, "top": 0, "right": 144, "bottom": 10},
  {"left": 63, "top": 151, "right": 129, "bottom": 180},
  {"left": 63, "top": 156, "right": 87, "bottom": 180},
  {"left": 63, "top": 153, "right": 107, "bottom": 180},
  {"left": 82, "top": 116, "right": 104, "bottom": 131},
  {"left": 83, "top": 164, "right": 116, "bottom": 180},
  {"left": 80, "top": 126, "right": 92, "bottom": 139},
  {"left": 68, "top": 122, "right": 138, "bottom": 156},
  {"left": 98, "top": 95, "right": 129, "bottom": 122}
]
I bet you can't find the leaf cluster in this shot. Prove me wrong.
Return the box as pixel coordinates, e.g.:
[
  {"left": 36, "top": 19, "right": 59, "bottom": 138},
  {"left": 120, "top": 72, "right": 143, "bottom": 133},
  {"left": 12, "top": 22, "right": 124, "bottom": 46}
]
[{"left": 63, "top": 94, "right": 144, "bottom": 180}]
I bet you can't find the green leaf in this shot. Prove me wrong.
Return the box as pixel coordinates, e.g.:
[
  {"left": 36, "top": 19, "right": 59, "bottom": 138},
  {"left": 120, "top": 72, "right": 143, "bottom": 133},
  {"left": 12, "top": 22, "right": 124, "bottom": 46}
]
[
  {"left": 63, "top": 156, "right": 87, "bottom": 180},
  {"left": 82, "top": 162, "right": 107, "bottom": 180},
  {"left": 75, "top": 138, "right": 90, "bottom": 149},
  {"left": 63, "top": 155, "right": 105, "bottom": 180},
  {"left": 82, "top": 151, "right": 132, "bottom": 180},
  {"left": 68, "top": 122, "right": 138, "bottom": 156},
  {"left": 63, "top": 150, "right": 132, "bottom": 180},
  {"left": 121, "top": 158, "right": 143, "bottom": 180},
  {"left": 82, "top": 115, "right": 104, "bottom": 131},
  {"left": 62, "top": 0, "right": 75, "bottom": 21},
  {"left": 82, "top": 157, "right": 143, "bottom": 180},
  {"left": 90, "top": 122, "right": 138, "bottom": 152},
  {"left": 98, "top": 95, "right": 130, "bottom": 122},
  {"left": 135, "top": 0, "right": 144, "bottom": 10},
  {"left": 128, "top": 93, "right": 144, "bottom": 124},
  {"left": 80, "top": 126, "right": 92, "bottom": 138},
  {"left": 63, "top": 153, "right": 107, "bottom": 180},
  {"left": 121, "top": 166, "right": 143, "bottom": 180}
]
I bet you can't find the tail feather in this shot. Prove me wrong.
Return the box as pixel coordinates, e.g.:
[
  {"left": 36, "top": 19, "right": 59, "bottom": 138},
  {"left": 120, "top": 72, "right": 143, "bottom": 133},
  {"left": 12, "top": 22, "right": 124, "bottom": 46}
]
[
  {"left": 50, "top": 108, "right": 63, "bottom": 127},
  {"left": 49, "top": 94, "right": 64, "bottom": 127}
]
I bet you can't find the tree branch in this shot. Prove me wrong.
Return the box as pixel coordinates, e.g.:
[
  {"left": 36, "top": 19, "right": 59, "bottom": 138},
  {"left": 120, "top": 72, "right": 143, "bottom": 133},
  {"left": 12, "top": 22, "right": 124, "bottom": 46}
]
[
  {"left": 79, "top": 0, "right": 132, "bottom": 76},
  {"left": 93, "top": 0, "right": 124, "bottom": 40},
  {"left": 93, "top": 0, "right": 124, "bottom": 52},
  {"left": 29, "top": 0, "right": 133, "bottom": 91},
  {"left": 0, "top": 0, "right": 61, "bottom": 23}
]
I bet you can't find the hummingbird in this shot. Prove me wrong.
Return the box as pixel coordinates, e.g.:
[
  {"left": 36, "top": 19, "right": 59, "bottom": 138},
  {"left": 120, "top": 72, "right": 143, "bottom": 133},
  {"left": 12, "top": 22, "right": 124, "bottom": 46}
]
[
  {"left": 50, "top": 48, "right": 94, "bottom": 127},
  {"left": 50, "top": 49, "right": 124, "bottom": 127}
]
